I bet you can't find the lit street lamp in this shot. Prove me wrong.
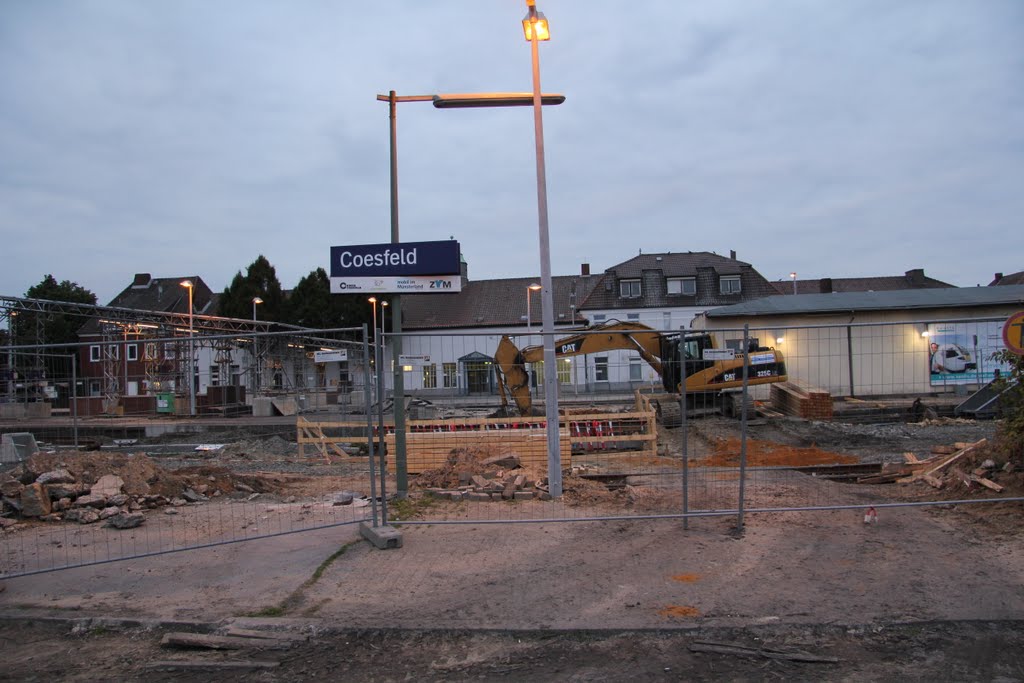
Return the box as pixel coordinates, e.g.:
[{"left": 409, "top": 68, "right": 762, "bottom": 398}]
[
  {"left": 251, "top": 297, "right": 263, "bottom": 395},
  {"left": 523, "top": 0, "right": 562, "bottom": 497},
  {"left": 180, "top": 280, "right": 195, "bottom": 417},
  {"left": 526, "top": 283, "right": 541, "bottom": 333},
  {"left": 375, "top": 89, "right": 563, "bottom": 496}
]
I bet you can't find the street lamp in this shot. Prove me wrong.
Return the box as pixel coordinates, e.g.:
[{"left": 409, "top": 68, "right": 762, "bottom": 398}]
[
  {"left": 523, "top": 0, "right": 562, "bottom": 497},
  {"left": 251, "top": 297, "right": 263, "bottom": 395},
  {"left": 526, "top": 283, "right": 541, "bottom": 332},
  {"left": 375, "top": 89, "right": 564, "bottom": 497},
  {"left": 789, "top": 272, "right": 797, "bottom": 295},
  {"left": 180, "top": 280, "right": 195, "bottom": 417}
]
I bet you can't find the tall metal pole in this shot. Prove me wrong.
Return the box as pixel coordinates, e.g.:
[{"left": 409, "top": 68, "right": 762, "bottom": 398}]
[
  {"left": 188, "top": 286, "right": 195, "bottom": 417},
  {"left": 528, "top": 3, "right": 561, "bottom": 497},
  {"left": 71, "top": 354, "right": 78, "bottom": 449},
  {"left": 362, "top": 324, "right": 379, "bottom": 527},
  {"left": 388, "top": 91, "right": 409, "bottom": 498}
]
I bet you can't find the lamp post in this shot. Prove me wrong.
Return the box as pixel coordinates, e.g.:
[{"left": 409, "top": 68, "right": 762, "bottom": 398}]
[
  {"left": 789, "top": 272, "right": 797, "bottom": 295},
  {"left": 251, "top": 297, "right": 263, "bottom": 395},
  {"left": 180, "top": 280, "right": 195, "bottom": 416},
  {"left": 523, "top": 0, "right": 562, "bottom": 497},
  {"left": 376, "top": 90, "right": 563, "bottom": 497},
  {"left": 526, "top": 283, "right": 541, "bottom": 333}
]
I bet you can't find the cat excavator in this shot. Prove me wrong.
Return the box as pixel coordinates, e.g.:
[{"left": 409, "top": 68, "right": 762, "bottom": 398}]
[{"left": 493, "top": 320, "right": 787, "bottom": 421}]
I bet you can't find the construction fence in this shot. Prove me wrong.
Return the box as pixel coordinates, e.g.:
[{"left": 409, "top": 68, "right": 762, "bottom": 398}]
[{"left": 0, "top": 318, "right": 1020, "bottom": 578}]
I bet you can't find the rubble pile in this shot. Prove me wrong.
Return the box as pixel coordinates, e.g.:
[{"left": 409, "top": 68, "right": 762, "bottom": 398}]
[
  {"left": 0, "top": 452, "right": 266, "bottom": 530},
  {"left": 414, "top": 448, "right": 552, "bottom": 502}
]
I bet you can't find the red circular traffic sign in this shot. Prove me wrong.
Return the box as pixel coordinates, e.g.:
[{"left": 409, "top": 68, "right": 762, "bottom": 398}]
[{"left": 1003, "top": 311, "right": 1024, "bottom": 356}]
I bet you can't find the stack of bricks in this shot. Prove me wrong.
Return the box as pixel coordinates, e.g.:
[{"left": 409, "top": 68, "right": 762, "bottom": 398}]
[{"left": 770, "top": 382, "right": 834, "bottom": 420}]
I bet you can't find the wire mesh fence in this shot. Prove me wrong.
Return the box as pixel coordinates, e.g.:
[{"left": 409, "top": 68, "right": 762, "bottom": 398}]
[{"left": 1, "top": 317, "right": 1019, "bottom": 578}]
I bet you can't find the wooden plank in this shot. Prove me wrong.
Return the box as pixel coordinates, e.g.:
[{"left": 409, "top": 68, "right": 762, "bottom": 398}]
[
  {"left": 160, "top": 632, "right": 293, "bottom": 651},
  {"left": 903, "top": 452, "right": 922, "bottom": 464},
  {"left": 921, "top": 439, "right": 987, "bottom": 479},
  {"left": 922, "top": 474, "right": 945, "bottom": 489},
  {"left": 971, "top": 475, "right": 1004, "bottom": 492}
]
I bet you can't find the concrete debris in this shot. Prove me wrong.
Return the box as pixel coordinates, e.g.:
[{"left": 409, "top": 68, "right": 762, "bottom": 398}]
[
  {"left": 36, "top": 469, "right": 75, "bottom": 485},
  {"left": 181, "top": 488, "right": 208, "bottom": 503},
  {"left": 20, "top": 483, "right": 52, "bottom": 517},
  {"left": 106, "top": 512, "right": 145, "bottom": 529},
  {"left": 91, "top": 475, "right": 125, "bottom": 497}
]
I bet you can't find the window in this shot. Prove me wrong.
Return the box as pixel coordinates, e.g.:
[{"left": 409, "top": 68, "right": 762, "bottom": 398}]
[
  {"left": 144, "top": 343, "right": 158, "bottom": 361},
  {"left": 725, "top": 337, "right": 759, "bottom": 353},
  {"left": 627, "top": 313, "right": 640, "bottom": 321},
  {"left": 209, "top": 365, "right": 221, "bottom": 387},
  {"left": 423, "top": 364, "right": 437, "bottom": 389},
  {"left": 667, "top": 277, "right": 696, "bottom": 295},
  {"left": 89, "top": 381, "right": 101, "bottom": 397},
  {"left": 90, "top": 345, "right": 101, "bottom": 362},
  {"left": 595, "top": 356, "right": 609, "bottom": 382},
  {"left": 557, "top": 359, "right": 571, "bottom": 384},
  {"left": 629, "top": 358, "right": 643, "bottom": 381},
  {"left": 126, "top": 344, "right": 138, "bottom": 362},
  {"left": 443, "top": 363, "right": 457, "bottom": 389},
  {"left": 619, "top": 279, "right": 641, "bottom": 298},
  {"left": 720, "top": 276, "right": 741, "bottom": 294},
  {"left": 592, "top": 314, "right": 607, "bottom": 322}
]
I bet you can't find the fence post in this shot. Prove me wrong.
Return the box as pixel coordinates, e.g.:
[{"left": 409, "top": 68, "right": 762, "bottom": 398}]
[
  {"left": 362, "top": 325, "right": 379, "bottom": 528},
  {"left": 736, "top": 324, "right": 750, "bottom": 534},
  {"left": 680, "top": 339, "right": 689, "bottom": 530},
  {"left": 847, "top": 325, "right": 855, "bottom": 397}
]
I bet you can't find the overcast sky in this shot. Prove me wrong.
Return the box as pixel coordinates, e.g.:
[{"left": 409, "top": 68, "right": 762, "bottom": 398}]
[{"left": 1, "top": 1, "right": 1021, "bottom": 304}]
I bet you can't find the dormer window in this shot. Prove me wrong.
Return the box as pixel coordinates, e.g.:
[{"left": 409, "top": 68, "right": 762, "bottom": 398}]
[
  {"left": 720, "top": 275, "right": 741, "bottom": 294},
  {"left": 619, "top": 279, "right": 641, "bottom": 298},
  {"left": 667, "top": 277, "right": 696, "bottom": 296}
]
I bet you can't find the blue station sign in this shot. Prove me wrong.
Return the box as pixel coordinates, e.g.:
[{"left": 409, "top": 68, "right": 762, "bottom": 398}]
[
  {"left": 330, "top": 240, "right": 460, "bottom": 278},
  {"left": 329, "top": 240, "right": 462, "bottom": 294}
]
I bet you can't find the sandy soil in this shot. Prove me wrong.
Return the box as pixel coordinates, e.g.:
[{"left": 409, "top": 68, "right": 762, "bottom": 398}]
[{"left": 2, "top": 413, "right": 1022, "bottom": 680}]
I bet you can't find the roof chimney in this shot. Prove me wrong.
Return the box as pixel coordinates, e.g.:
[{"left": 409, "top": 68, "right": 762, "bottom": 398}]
[
  {"left": 819, "top": 277, "right": 833, "bottom": 293},
  {"left": 729, "top": 250, "right": 736, "bottom": 260},
  {"left": 994, "top": 272, "right": 1003, "bottom": 284},
  {"left": 905, "top": 268, "right": 925, "bottom": 284},
  {"left": 131, "top": 273, "right": 152, "bottom": 288},
  {"left": 581, "top": 263, "right": 590, "bottom": 277}
]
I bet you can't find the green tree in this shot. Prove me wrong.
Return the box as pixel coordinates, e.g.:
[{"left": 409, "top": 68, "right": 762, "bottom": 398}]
[
  {"left": 219, "top": 255, "right": 285, "bottom": 321},
  {"left": 15, "top": 274, "right": 98, "bottom": 383},
  {"left": 992, "top": 349, "right": 1024, "bottom": 461},
  {"left": 284, "top": 267, "right": 373, "bottom": 330}
]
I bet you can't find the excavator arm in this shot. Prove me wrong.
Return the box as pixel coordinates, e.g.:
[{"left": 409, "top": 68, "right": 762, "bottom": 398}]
[{"left": 494, "top": 321, "right": 666, "bottom": 416}]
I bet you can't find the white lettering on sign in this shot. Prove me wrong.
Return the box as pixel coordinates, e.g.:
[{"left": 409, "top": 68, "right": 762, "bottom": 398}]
[
  {"left": 749, "top": 352, "right": 775, "bottom": 365},
  {"left": 399, "top": 355, "right": 431, "bottom": 366},
  {"left": 314, "top": 350, "right": 348, "bottom": 363},
  {"left": 338, "top": 248, "right": 418, "bottom": 269},
  {"left": 704, "top": 349, "right": 735, "bottom": 361}
]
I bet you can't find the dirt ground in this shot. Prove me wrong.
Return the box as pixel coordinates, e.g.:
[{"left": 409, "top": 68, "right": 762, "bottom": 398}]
[{"left": 2, "top": 413, "right": 1023, "bottom": 681}]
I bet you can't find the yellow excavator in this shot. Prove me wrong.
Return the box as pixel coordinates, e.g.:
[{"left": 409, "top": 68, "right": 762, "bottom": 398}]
[{"left": 493, "top": 320, "right": 787, "bottom": 419}]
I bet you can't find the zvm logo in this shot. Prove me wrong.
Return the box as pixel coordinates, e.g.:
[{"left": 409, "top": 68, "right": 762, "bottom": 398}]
[{"left": 429, "top": 280, "right": 453, "bottom": 289}]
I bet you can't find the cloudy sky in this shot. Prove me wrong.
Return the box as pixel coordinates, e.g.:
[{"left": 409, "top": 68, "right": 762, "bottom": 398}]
[{"left": 1, "top": 1, "right": 1021, "bottom": 303}]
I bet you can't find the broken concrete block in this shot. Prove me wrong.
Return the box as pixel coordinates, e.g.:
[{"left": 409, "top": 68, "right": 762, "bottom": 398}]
[
  {"left": 107, "top": 512, "right": 145, "bottom": 529},
  {"left": 73, "top": 494, "right": 107, "bottom": 508},
  {"left": 514, "top": 491, "right": 535, "bottom": 501},
  {"left": 36, "top": 469, "right": 75, "bottom": 486},
  {"left": 90, "top": 475, "right": 125, "bottom": 497},
  {"left": 99, "top": 506, "right": 121, "bottom": 520},
  {"left": 0, "top": 433, "right": 38, "bottom": 464},
  {"left": 20, "top": 483, "right": 52, "bottom": 517},
  {"left": 77, "top": 509, "right": 101, "bottom": 524},
  {"left": 182, "top": 488, "right": 207, "bottom": 503},
  {"left": 0, "top": 478, "right": 25, "bottom": 498},
  {"left": 483, "top": 453, "right": 521, "bottom": 469}
]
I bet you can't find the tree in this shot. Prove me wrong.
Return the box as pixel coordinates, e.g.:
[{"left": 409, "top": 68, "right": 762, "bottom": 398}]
[
  {"left": 219, "top": 255, "right": 285, "bottom": 321},
  {"left": 283, "top": 267, "right": 373, "bottom": 330},
  {"left": 992, "top": 349, "right": 1024, "bottom": 461},
  {"left": 14, "top": 275, "right": 98, "bottom": 386}
]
